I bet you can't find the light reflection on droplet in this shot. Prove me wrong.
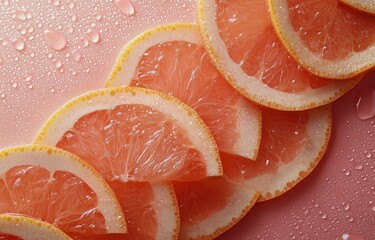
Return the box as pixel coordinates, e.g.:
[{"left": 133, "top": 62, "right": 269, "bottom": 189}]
[
  {"left": 114, "top": 0, "right": 135, "bottom": 16},
  {"left": 87, "top": 29, "right": 100, "bottom": 43},
  {"left": 43, "top": 30, "right": 67, "bottom": 51},
  {"left": 12, "top": 38, "right": 25, "bottom": 51}
]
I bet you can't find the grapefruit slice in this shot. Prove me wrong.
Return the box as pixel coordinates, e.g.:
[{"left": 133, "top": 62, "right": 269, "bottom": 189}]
[
  {"left": 268, "top": 0, "right": 375, "bottom": 79},
  {"left": 173, "top": 155, "right": 259, "bottom": 240},
  {"left": 340, "top": 0, "right": 375, "bottom": 15},
  {"left": 0, "top": 214, "right": 72, "bottom": 240},
  {"left": 34, "top": 87, "right": 222, "bottom": 239},
  {"left": 106, "top": 23, "right": 261, "bottom": 160},
  {"left": 223, "top": 106, "right": 332, "bottom": 201},
  {"left": 198, "top": 0, "right": 361, "bottom": 110},
  {"left": 171, "top": 106, "right": 330, "bottom": 239},
  {"left": 0, "top": 145, "right": 126, "bottom": 238}
]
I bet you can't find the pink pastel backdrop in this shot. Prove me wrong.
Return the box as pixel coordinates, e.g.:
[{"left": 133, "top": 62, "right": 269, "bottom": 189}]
[{"left": 0, "top": 0, "right": 374, "bottom": 239}]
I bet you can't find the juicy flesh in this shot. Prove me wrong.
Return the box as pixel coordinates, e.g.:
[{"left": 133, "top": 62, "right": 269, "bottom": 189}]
[
  {"left": 0, "top": 235, "right": 21, "bottom": 240},
  {"left": 223, "top": 110, "right": 308, "bottom": 181},
  {"left": 56, "top": 104, "right": 206, "bottom": 182},
  {"left": 0, "top": 165, "right": 106, "bottom": 238},
  {"left": 216, "top": 0, "right": 332, "bottom": 93},
  {"left": 288, "top": 0, "right": 375, "bottom": 61},
  {"left": 130, "top": 41, "right": 243, "bottom": 155}
]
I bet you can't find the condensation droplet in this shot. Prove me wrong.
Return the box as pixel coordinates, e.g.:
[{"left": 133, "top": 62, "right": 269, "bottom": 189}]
[
  {"left": 52, "top": 59, "right": 63, "bottom": 69},
  {"left": 354, "top": 164, "right": 363, "bottom": 170},
  {"left": 37, "top": 22, "right": 43, "bottom": 28},
  {"left": 366, "top": 152, "right": 372, "bottom": 159},
  {"left": 12, "top": 10, "right": 26, "bottom": 21},
  {"left": 12, "top": 38, "right": 25, "bottom": 51},
  {"left": 51, "top": 0, "right": 60, "bottom": 6},
  {"left": 2, "top": 0, "right": 9, "bottom": 6},
  {"left": 115, "top": 0, "right": 135, "bottom": 16},
  {"left": 72, "top": 50, "right": 82, "bottom": 62},
  {"left": 71, "top": 14, "right": 77, "bottom": 22},
  {"left": 12, "top": 82, "right": 18, "bottom": 88},
  {"left": 94, "top": 12, "right": 103, "bottom": 20},
  {"left": 356, "top": 85, "right": 375, "bottom": 120},
  {"left": 18, "top": 26, "right": 27, "bottom": 35},
  {"left": 0, "top": 92, "right": 5, "bottom": 98},
  {"left": 87, "top": 29, "right": 100, "bottom": 43},
  {"left": 68, "top": 1, "right": 75, "bottom": 9},
  {"left": 44, "top": 30, "right": 67, "bottom": 51}
]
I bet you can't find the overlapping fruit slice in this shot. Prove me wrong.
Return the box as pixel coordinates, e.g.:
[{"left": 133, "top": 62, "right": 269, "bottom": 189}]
[
  {"left": 172, "top": 106, "right": 331, "bottom": 239},
  {"left": 340, "top": 0, "right": 375, "bottom": 14},
  {"left": 268, "top": 0, "right": 375, "bottom": 79},
  {"left": 0, "top": 145, "right": 126, "bottom": 239},
  {"left": 0, "top": 214, "right": 72, "bottom": 240},
  {"left": 198, "top": 0, "right": 361, "bottom": 110},
  {"left": 34, "top": 87, "right": 222, "bottom": 239},
  {"left": 106, "top": 24, "right": 262, "bottom": 160}
]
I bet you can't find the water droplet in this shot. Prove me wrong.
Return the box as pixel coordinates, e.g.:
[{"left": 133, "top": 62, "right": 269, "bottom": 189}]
[
  {"left": 50, "top": 88, "right": 55, "bottom": 93},
  {"left": 52, "top": 59, "right": 63, "bottom": 69},
  {"left": 72, "top": 50, "right": 82, "bottom": 62},
  {"left": 51, "top": 0, "right": 60, "bottom": 6},
  {"left": 0, "top": 93, "right": 6, "bottom": 98},
  {"left": 0, "top": 38, "right": 8, "bottom": 46},
  {"left": 12, "top": 82, "right": 18, "bottom": 88},
  {"left": 82, "top": 37, "right": 89, "bottom": 47},
  {"left": 354, "top": 164, "right": 363, "bottom": 170},
  {"left": 18, "top": 26, "right": 27, "bottom": 35},
  {"left": 71, "top": 14, "right": 77, "bottom": 22},
  {"left": 12, "top": 38, "right": 25, "bottom": 51},
  {"left": 366, "top": 152, "right": 372, "bottom": 158},
  {"left": 25, "top": 10, "right": 32, "bottom": 19},
  {"left": 27, "top": 25, "right": 34, "bottom": 33},
  {"left": 68, "top": 1, "right": 75, "bottom": 9},
  {"left": 12, "top": 10, "right": 26, "bottom": 21},
  {"left": 47, "top": 52, "right": 53, "bottom": 59},
  {"left": 37, "top": 22, "right": 43, "bottom": 28},
  {"left": 68, "top": 26, "right": 74, "bottom": 33},
  {"left": 2, "top": 0, "right": 9, "bottom": 6},
  {"left": 25, "top": 75, "right": 32, "bottom": 82},
  {"left": 43, "top": 30, "right": 67, "bottom": 51},
  {"left": 356, "top": 85, "right": 375, "bottom": 120},
  {"left": 28, "top": 84, "right": 33, "bottom": 89},
  {"left": 87, "top": 29, "right": 100, "bottom": 43},
  {"left": 94, "top": 12, "right": 103, "bottom": 20},
  {"left": 114, "top": 0, "right": 135, "bottom": 16},
  {"left": 344, "top": 203, "right": 350, "bottom": 211}
]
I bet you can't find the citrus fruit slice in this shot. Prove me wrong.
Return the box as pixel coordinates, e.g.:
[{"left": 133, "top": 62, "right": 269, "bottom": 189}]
[
  {"left": 340, "top": 0, "right": 375, "bottom": 15},
  {"left": 0, "top": 145, "right": 126, "bottom": 238},
  {"left": 34, "top": 87, "right": 222, "bottom": 239},
  {"left": 198, "top": 0, "right": 362, "bottom": 110},
  {"left": 172, "top": 104, "right": 330, "bottom": 239},
  {"left": 268, "top": 0, "right": 375, "bottom": 79},
  {"left": 106, "top": 23, "right": 262, "bottom": 160},
  {"left": 222, "top": 106, "right": 332, "bottom": 201},
  {"left": 173, "top": 155, "right": 259, "bottom": 240},
  {"left": 0, "top": 214, "right": 72, "bottom": 240}
]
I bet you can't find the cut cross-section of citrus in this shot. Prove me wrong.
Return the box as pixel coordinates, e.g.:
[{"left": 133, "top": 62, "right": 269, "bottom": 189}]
[
  {"left": 198, "top": 0, "right": 361, "bottom": 110},
  {"left": 171, "top": 105, "right": 330, "bottom": 239},
  {"left": 340, "top": 0, "right": 375, "bottom": 15},
  {"left": 173, "top": 154, "right": 259, "bottom": 240},
  {"left": 222, "top": 106, "right": 332, "bottom": 201},
  {"left": 106, "top": 23, "right": 261, "bottom": 160},
  {"left": 0, "top": 145, "right": 126, "bottom": 239},
  {"left": 268, "top": 0, "right": 375, "bottom": 79},
  {"left": 34, "top": 87, "right": 222, "bottom": 240},
  {"left": 0, "top": 214, "right": 72, "bottom": 240}
]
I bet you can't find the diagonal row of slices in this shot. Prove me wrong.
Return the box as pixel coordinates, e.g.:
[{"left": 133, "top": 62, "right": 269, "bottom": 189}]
[{"left": 1, "top": 0, "right": 374, "bottom": 239}]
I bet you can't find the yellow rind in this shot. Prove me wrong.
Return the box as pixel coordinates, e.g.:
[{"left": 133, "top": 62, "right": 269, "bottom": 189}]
[
  {"left": 340, "top": 0, "right": 375, "bottom": 16},
  {"left": 0, "top": 214, "right": 72, "bottom": 240},
  {"left": 258, "top": 105, "right": 332, "bottom": 201},
  {"left": 0, "top": 144, "right": 127, "bottom": 233},
  {"left": 34, "top": 86, "right": 222, "bottom": 176},
  {"left": 268, "top": 0, "right": 375, "bottom": 79},
  {"left": 198, "top": 0, "right": 362, "bottom": 111},
  {"left": 105, "top": 23, "right": 199, "bottom": 88}
]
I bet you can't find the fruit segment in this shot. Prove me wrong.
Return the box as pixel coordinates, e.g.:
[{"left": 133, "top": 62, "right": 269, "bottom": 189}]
[
  {"left": 0, "top": 145, "right": 126, "bottom": 238},
  {"left": 340, "top": 0, "right": 375, "bottom": 15},
  {"left": 106, "top": 24, "right": 262, "bottom": 160},
  {"left": 269, "top": 0, "right": 375, "bottom": 78},
  {"left": 198, "top": 0, "right": 361, "bottom": 110}
]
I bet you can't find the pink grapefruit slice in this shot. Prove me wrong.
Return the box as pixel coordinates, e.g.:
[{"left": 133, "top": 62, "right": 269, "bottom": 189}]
[
  {"left": 106, "top": 23, "right": 262, "bottom": 160},
  {"left": 198, "top": 0, "right": 361, "bottom": 110}
]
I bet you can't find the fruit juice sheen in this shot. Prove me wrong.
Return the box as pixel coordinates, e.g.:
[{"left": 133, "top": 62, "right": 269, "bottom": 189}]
[{"left": 0, "top": 1, "right": 374, "bottom": 239}]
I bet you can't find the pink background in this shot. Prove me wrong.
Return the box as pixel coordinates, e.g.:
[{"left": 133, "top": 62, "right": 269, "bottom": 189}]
[{"left": 0, "top": 0, "right": 374, "bottom": 239}]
